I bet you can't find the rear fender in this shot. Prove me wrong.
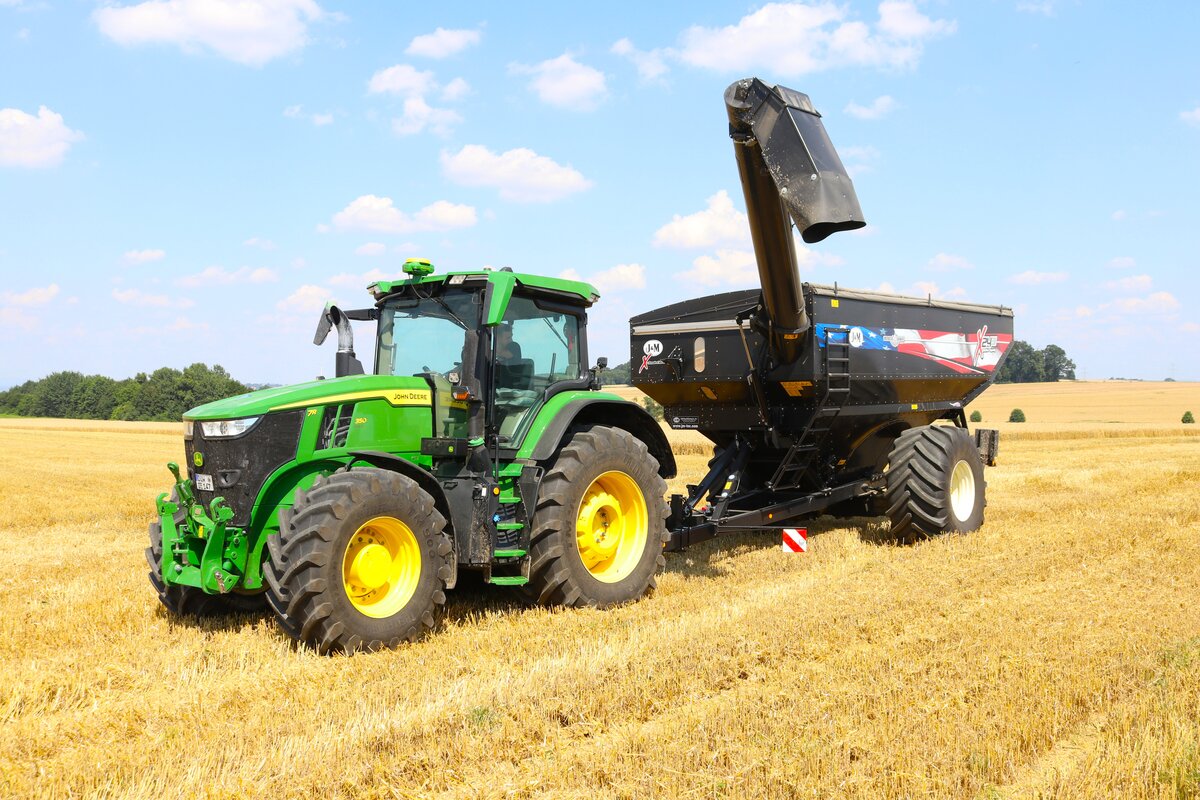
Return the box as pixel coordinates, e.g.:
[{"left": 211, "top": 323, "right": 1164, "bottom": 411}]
[{"left": 522, "top": 397, "right": 677, "bottom": 478}]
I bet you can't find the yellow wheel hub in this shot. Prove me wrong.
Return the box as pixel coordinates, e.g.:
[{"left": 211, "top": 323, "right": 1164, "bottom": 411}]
[
  {"left": 575, "top": 471, "right": 648, "bottom": 584},
  {"left": 342, "top": 516, "right": 421, "bottom": 618}
]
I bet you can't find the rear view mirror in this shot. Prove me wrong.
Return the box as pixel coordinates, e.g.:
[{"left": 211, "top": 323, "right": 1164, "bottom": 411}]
[{"left": 313, "top": 304, "right": 334, "bottom": 346}]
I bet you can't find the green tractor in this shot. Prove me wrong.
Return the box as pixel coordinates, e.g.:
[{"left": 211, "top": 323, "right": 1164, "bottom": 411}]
[{"left": 149, "top": 260, "right": 675, "bottom": 653}]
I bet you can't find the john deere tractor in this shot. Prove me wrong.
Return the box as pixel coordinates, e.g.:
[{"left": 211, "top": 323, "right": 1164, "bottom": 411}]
[{"left": 149, "top": 260, "right": 674, "bottom": 653}]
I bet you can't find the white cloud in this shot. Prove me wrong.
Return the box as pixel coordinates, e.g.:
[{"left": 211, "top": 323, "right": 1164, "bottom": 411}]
[
  {"left": 354, "top": 242, "right": 387, "bottom": 256},
  {"left": 277, "top": 284, "right": 330, "bottom": 313},
  {"left": 1106, "top": 292, "right": 1179, "bottom": 315},
  {"left": 561, "top": 263, "right": 646, "bottom": 294},
  {"left": 1108, "top": 256, "right": 1135, "bottom": 269},
  {"left": 1103, "top": 274, "right": 1153, "bottom": 292},
  {"left": 1180, "top": 322, "right": 1200, "bottom": 333},
  {"left": 927, "top": 252, "right": 973, "bottom": 271},
  {"left": 329, "top": 269, "right": 388, "bottom": 288},
  {"left": 883, "top": 280, "right": 964, "bottom": 300},
  {"left": 1111, "top": 209, "right": 1127, "bottom": 221},
  {"left": 611, "top": 38, "right": 669, "bottom": 81},
  {"left": 678, "top": 1, "right": 955, "bottom": 75},
  {"left": 405, "top": 27, "right": 481, "bottom": 58},
  {"left": 1180, "top": 107, "right": 1200, "bottom": 128},
  {"left": 441, "top": 77, "right": 471, "bottom": 102},
  {"left": 177, "top": 266, "right": 278, "bottom": 288},
  {"left": 676, "top": 249, "right": 758, "bottom": 287},
  {"left": 1010, "top": 270, "right": 1068, "bottom": 285},
  {"left": 1016, "top": 1, "right": 1056, "bottom": 15},
  {"left": 111, "top": 287, "right": 192, "bottom": 308},
  {"left": 844, "top": 95, "right": 897, "bottom": 120},
  {"left": 795, "top": 242, "right": 845, "bottom": 269},
  {"left": 123, "top": 248, "right": 166, "bottom": 264},
  {"left": 391, "top": 96, "right": 461, "bottom": 136},
  {"left": 839, "top": 144, "right": 880, "bottom": 176},
  {"left": 330, "top": 195, "right": 478, "bottom": 234},
  {"left": 0, "top": 106, "right": 84, "bottom": 168},
  {"left": 510, "top": 54, "right": 607, "bottom": 111},
  {"left": 244, "top": 236, "right": 277, "bottom": 250},
  {"left": 311, "top": 112, "right": 333, "bottom": 126},
  {"left": 93, "top": 0, "right": 323, "bottom": 67},
  {"left": 1, "top": 283, "right": 59, "bottom": 306},
  {"left": 441, "top": 144, "right": 592, "bottom": 203},
  {"left": 367, "top": 64, "right": 436, "bottom": 97},
  {"left": 653, "top": 190, "right": 748, "bottom": 249},
  {"left": 283, "top": 104, "right": 303, "bottom": 118}
]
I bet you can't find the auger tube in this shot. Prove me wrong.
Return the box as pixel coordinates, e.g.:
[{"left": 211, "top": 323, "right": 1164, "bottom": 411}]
[{"left": 724, "top": 77, "right": 866, "bottom": 364}]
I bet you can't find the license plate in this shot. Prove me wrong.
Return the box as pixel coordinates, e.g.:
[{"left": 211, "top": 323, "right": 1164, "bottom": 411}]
[{"left": 194, "top": 473, "right": 214, "bottom": 492}]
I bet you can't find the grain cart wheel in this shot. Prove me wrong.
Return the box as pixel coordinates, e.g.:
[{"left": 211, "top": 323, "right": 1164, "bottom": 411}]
[
  {"left": 525, "top": 426, "right": 668, "bottom": 607},
  {"left": 146, "top": 493, "right": 265, "bottom": 617},
  {"left": 884, "top": 425, "right": 986, "bottom": 544},
  {"left": 263, "top": 468, "right": 451, "bottom": 654}
]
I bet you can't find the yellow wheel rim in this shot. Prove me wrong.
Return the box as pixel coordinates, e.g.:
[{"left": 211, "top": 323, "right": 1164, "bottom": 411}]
[
  {"left": 342, "top": 516, "right": 421, "bottom": 618},
  {"left": 575, "top": 471, "right": 648, "bottom": 584}
]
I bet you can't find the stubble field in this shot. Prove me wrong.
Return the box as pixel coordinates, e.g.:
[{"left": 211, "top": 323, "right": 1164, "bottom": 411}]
[{"left": 1, "top": 381, "right": 1198, "bottom": 799}]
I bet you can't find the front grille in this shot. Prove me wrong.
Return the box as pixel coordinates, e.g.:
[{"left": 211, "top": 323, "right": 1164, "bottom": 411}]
[{"left": 185, "top": 410, "right": 304, "bottom": 527}]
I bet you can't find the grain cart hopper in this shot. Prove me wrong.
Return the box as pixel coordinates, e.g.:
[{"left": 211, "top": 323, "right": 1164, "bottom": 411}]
[
  {"left": 149, "top": 264, "right": 674, "bottom": 652},
  {"left": 632, "top": 78, "right": 1013, "bottom": 549}
]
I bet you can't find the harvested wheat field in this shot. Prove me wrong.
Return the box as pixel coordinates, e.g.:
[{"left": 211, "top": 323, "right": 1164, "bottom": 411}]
[{"left": 1, "top": 382, "right": 1199, "bottom": 799}]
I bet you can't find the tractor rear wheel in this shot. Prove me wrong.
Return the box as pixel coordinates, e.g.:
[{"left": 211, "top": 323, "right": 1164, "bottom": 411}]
[
  {"left": 145, "top": 494, "right": 266, "bottom": 616},
  {"left": 884, "top": 425, "right": 986, "bottom": 544},
  {"left": 525, "top": 426, "right": 668, "bottom": 607},
  {"left": 263, "top": 468, "right": 452, "bottom": 654}
]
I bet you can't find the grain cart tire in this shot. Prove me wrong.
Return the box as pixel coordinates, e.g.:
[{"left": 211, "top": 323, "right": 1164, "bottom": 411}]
[
  {"left": 146, "top": 494, "right": 266, "bottom": 616},
  {"left": 525, "top": 426, "right": 668, "bottom": 607},
  {"left": 263, "top": 468, "right": 451, "bottom": 654},
  {"left": 884, "top": 425, "right": 986, "bottom": 544}
]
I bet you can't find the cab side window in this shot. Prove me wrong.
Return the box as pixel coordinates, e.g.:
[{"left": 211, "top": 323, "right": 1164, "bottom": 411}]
[{"left": 493, "top": 296, "right": 581, "bottom": 440}]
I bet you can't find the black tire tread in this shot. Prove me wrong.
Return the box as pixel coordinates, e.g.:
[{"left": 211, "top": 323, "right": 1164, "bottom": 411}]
[
  {"left": 261, "top": 468, "right": 450, "bottom": 654},
  {"left": 884, "top": 425, "right": 986, "bottom": 544},
  {"left": 524, "top": 426, "right": 669, "bottom": 608}
]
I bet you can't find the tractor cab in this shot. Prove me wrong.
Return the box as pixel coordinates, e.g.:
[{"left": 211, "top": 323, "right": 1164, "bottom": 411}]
[{"left": 322, "top": 261, "right": 599, "bottom": 453}]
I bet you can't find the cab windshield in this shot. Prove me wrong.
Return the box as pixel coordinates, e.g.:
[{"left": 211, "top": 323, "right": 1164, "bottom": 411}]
[{"left": 376, "top": 291, "right": 478, "bottom": 378}]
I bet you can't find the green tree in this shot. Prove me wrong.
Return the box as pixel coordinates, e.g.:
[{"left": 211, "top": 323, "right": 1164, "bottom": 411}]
[
  {"left": 641, "top": 395, "right": 664, "bottom": 420},
  {"left": 997, "top": 340, "right": 1045, "bottom": 383},
  {"left": 1042, "top": 344, "right": 1076, "bottom": 381},
  {"left": 969, "top": 410, "right": 982, "bottom": 422},
  {"left": 1009, "top": 408, "right": 1026, "bottom": 423},
  {"left": 1184, "top": 411, "right": 1195, "bottom": 424},
  {"left": 605, "top": 360, "right": 632, "bottom": 385}
]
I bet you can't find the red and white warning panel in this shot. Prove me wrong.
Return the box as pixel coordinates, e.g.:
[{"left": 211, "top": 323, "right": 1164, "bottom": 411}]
[{"left": 782, "top": 528, "right": 808, "bottom": 553}]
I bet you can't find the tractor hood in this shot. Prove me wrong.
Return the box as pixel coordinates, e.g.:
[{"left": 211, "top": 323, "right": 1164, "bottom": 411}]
[{"left": 183, "top": 375, "right": 433, "bottom": 421}]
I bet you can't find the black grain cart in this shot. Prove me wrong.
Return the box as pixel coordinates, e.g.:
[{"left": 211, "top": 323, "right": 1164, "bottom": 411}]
[{"left": 632, "top": 78, "right": 1014, "bottom": 550}]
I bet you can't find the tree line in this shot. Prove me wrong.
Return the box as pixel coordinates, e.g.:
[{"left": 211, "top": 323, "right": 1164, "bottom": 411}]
[
  {"left": 995, "top": 341, "right": 1076, "bottom": 383},
  {"left": 0, "top": 364, "right": 250, "bottom": 421}
]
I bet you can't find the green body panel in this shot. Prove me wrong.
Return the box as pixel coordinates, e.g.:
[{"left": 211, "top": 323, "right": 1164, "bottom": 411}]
[
  {"left": 513, "top": 390, "right": 625, "bottom": 460},
  {"left": 183, "top": 374, "right": 433, "bottom": 421}
]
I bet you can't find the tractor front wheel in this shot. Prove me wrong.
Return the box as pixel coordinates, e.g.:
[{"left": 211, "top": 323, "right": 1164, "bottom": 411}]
[
  {"left": 884, "top": 425, "right": 986, "bottom": 544},
  {"left": 263, "top": 468, "right": 452, "bottom": 654},
  {"left": 525, "top": 426, "right": 668, "bottom": 607}
]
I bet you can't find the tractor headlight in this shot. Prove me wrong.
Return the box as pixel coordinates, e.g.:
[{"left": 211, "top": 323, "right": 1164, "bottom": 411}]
[
  {"left": 199, "top": 417, "right": 261, "bottom": 438},
  {"left": 184, "top": 420, "right": 194, "bottom": 438}
]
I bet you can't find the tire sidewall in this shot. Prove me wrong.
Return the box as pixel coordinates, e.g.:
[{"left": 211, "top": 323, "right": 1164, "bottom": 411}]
[
  {"left": 321, "top": 480, "right": 444, "bottom": 643},
  {"left": 550, "top": 436, "right": 666, "bottom": 606},
  {"left": 942, "top": 429, "right": 985, "bottom": 532}
]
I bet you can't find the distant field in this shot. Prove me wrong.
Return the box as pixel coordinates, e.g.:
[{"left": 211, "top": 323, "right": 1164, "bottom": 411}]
[{"left": 1, "top": 382, "right": 1198, "bottom": 798}]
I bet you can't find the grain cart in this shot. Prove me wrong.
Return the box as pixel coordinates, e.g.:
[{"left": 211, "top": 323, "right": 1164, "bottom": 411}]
[
  {"left": 149, "top": 265, "right": 675, "bottom": 652},
  {"left": 631, "top": 78, "right": 1012, "bottom": 550}
]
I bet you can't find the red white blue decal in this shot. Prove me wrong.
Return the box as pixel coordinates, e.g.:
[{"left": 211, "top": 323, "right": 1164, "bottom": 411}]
[{"left": 817, "top": 324, "right": 1012, "bottom": 375}]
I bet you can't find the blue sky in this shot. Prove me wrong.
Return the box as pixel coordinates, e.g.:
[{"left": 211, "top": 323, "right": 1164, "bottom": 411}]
[{"left": 1, "top": 0, "right": 1197, "bottom": 387}]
